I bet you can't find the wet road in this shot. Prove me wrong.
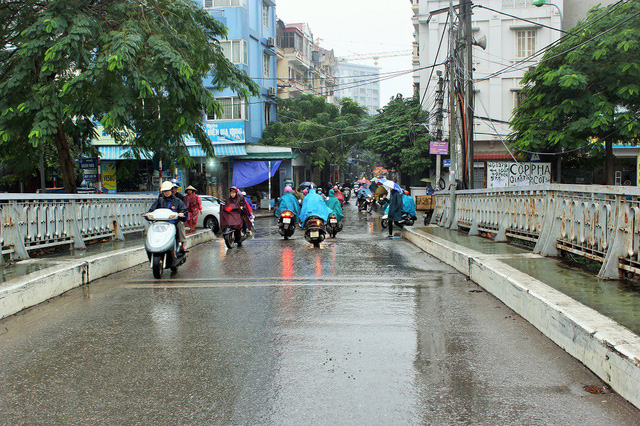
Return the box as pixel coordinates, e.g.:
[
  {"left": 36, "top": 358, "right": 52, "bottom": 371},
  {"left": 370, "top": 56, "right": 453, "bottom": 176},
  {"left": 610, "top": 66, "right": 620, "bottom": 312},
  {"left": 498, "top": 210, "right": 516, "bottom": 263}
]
[{"left": 0, "top": 203, "right": 638, "bottom": 425}]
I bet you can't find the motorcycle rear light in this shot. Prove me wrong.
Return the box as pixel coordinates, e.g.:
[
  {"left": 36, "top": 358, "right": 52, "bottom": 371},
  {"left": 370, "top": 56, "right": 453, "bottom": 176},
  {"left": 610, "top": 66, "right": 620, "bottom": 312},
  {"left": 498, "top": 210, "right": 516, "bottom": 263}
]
[{"left": 282, "top": 211, "right": 293, "bottom": 218}]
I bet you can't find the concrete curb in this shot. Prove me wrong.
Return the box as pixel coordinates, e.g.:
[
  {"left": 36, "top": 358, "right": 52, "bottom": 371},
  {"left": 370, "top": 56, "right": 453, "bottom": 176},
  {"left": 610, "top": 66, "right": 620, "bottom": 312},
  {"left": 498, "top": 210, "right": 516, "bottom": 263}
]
[
  {"left": 0, "top": 230, "right": 217, "bottom": 321},
  {"left": 403, "top": 227, "right": 640, "bottom": 410}
]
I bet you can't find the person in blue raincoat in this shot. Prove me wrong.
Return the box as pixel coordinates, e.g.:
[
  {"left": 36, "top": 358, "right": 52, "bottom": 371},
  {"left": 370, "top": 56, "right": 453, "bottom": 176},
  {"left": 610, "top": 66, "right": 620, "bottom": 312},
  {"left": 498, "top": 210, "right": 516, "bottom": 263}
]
[
  {"left": 325, "top": 189, "right": 344, "bottom": 223},
  {"left": 299, "top": 188, "right": 333, "bottom": 224},
  {"left": 276, "top": 186, "right": 301, "bottom": 218},
  {"left": 402, "top": 190, "right": 417, "bottom": 219}
]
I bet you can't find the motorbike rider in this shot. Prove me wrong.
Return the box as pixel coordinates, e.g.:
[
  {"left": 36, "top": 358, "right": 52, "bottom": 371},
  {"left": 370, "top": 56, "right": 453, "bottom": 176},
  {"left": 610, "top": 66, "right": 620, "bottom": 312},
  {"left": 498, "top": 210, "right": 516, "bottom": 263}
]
[
  {"left": 299, "top": 188, "right": 333, "bottom": 225},
  {"left": 356, "top": 183, "right": 373, "bottom": 208},
  {"left": 387, "top": 187, "right": 404, "bottom": 238},
  {"left": 147, "top": 180, "right": 189, "bottom": 252},
  {"left": 276, "top": 185, "right": 301, "bottom": 218},
  {"left": 220, "top": 186, "right": 252, "bottom": 247},
  {"left": 170, "top": 179, "right": 186, "bottom": 202},
  {"left": 332, "top": 185, "right": 345, "bottom": 205},
  {"left": 325, "top": 189, "right": 344, "bottom": 223}
]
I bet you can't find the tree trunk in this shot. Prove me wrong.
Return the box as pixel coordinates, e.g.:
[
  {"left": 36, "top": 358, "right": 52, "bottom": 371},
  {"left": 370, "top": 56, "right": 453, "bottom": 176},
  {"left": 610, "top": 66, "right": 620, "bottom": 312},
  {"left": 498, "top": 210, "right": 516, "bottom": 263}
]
[
  {"left": 605, "top": 139, "right": 614, "bottom": 185},
  {"left": 53, "top": 123, "right": 77, "bottom": 193}
]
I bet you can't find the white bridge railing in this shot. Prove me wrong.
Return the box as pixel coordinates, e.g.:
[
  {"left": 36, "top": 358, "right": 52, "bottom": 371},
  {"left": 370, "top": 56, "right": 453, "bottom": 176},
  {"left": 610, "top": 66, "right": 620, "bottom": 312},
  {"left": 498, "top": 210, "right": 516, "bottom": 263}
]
[
  {"left": 0, "top": 194, "right": 156, "bottom": 262},
  {"left": 432, "top": 184, "right": 640, "bottom": 279}
]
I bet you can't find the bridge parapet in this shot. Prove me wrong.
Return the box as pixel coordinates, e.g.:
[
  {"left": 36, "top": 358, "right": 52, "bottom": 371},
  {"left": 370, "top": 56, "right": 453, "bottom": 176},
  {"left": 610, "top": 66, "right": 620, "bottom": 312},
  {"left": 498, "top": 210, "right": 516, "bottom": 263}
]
[
  {"left": 433, "top": 184, "right": 640, "bottom": 279},
  {"left": 0, "top": 194, "right": 156, "bottom": 262}
]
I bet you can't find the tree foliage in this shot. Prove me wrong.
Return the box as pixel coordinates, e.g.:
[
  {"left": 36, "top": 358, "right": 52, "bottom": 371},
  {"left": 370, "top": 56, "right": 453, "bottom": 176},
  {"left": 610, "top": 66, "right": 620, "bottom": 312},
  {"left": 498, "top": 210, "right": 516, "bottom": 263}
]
[
  {"left": 363, "top": 95, "right": 432, "bottom": 177},
  {"left": 260, "top": 95, "right": 368, "bottom": 171},
  {"left": 509, "top": 1, "right": 640, "bottom": 184},
  {"left": 0, "top": 0, "right": 258, "bottom": 192}
]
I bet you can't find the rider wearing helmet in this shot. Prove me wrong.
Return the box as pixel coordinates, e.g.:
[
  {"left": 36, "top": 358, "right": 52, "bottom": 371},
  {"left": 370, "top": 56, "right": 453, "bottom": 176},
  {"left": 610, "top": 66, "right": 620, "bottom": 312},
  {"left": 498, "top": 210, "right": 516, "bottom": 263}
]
[{"left": 148, "top": 181, "right": 189, "bottom": 252}]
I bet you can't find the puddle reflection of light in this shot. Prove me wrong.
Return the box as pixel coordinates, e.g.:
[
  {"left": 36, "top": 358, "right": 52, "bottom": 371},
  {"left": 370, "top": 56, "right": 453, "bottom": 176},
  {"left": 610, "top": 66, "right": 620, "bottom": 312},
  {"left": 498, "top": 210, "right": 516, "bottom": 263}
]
[
  {"left": 331, "top": 244, "right": 336, "bottom": 274},
  {"left": 368, "top": 221, "right": 375, "bottom": 234},
  {"left": 282, "top": 246, "right": 294, "bottom": 279},
  {"left": 219, "top": 239, "right": 226, "bottom": 258},
  {"left": 316, "top": 253, "right": 322, "bottom": 276}
]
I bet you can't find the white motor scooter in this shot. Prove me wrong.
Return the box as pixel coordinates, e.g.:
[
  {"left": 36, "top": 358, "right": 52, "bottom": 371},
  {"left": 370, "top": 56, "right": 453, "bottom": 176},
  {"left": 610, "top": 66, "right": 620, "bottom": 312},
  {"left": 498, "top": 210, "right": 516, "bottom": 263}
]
[{"left": 145, "top": 208, "right": 188, "bottom": 279}]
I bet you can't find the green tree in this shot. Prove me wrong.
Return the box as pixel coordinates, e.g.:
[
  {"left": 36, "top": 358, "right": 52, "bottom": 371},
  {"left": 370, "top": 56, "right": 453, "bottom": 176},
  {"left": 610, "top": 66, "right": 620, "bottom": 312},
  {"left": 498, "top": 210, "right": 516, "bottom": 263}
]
[
  {"left": 509, "top": 1, "right": 640, "bottom": 184},
  {"left": 0, "top": 0, "right": 258, "bottom": 192},
  {"left": 363, "top": 95, "right": 432, "bottom": 178},
  {"left": 261, "top": 95, "right": 368, "bottom": 176}
]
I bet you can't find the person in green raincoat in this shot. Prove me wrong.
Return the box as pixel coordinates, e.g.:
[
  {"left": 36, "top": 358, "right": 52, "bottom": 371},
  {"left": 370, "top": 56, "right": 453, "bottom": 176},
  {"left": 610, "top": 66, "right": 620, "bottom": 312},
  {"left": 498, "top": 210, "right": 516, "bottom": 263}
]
[{"left": 325, "top": 189, "right": 344, "bottom": 223}]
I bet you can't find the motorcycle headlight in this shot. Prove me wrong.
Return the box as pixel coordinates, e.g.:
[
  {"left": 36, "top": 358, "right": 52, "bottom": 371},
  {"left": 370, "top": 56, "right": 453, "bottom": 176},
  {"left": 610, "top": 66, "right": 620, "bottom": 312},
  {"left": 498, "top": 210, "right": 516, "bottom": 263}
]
[{"left": 153, "top": 223, "right": 170, "bottom": 233}]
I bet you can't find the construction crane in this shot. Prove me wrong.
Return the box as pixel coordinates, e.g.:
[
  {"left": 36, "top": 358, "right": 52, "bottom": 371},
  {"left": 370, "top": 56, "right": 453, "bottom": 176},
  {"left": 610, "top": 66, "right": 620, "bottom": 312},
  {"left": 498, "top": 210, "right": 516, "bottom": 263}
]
[{"left": 336, "top": 50, "right": 412, "bottom": 66}]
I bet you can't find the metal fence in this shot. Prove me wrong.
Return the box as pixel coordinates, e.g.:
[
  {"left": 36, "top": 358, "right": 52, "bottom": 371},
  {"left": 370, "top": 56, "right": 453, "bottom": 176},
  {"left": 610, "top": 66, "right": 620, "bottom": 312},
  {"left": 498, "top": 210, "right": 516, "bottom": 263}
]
[
  {"left": 432, "top": 184, "right": 640, "bottom": 279},
  {"left": 0, "top": 194, "right": 156, "bottom": 262}
]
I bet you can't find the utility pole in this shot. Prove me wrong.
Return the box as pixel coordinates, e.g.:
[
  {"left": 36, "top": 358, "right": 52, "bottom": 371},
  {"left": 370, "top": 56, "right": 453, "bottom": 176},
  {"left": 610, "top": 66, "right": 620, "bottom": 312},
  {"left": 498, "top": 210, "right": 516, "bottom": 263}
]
[
  {"left": 447, "top": 0, "right": 458, "bottom": 190},
  {"left": 435, "top": 70, "right": 445, "bottom": 184},
  {"left": 462, "top": 0, "right": 474, "bottom": 188}
]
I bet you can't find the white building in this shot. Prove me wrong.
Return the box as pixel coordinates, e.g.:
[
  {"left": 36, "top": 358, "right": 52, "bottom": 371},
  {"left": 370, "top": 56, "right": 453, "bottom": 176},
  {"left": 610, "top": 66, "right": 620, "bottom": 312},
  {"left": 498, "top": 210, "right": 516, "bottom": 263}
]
[
  {"left": 334, "top": 62, "right": 382, "bottom": 115},
  {"left": 412, "top": 0, "right": 563, "bottom": 187}
]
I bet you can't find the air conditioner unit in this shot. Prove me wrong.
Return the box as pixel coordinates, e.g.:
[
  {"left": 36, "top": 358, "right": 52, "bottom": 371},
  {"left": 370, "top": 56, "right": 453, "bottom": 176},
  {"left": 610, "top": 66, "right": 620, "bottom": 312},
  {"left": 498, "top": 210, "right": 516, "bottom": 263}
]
[
  {"left": 267, "top": 87, "right": 277, "bottom": 97},
  {"left": 266, "top": 37, "right": 276, "bottom": 48}
]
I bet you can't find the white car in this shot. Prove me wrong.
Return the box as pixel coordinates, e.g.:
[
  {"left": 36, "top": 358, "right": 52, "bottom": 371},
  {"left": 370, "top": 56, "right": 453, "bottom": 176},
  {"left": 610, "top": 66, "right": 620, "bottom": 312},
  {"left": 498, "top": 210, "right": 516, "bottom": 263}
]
[{"left": 196, "top": 196, "right": 222, "bottom": 233}]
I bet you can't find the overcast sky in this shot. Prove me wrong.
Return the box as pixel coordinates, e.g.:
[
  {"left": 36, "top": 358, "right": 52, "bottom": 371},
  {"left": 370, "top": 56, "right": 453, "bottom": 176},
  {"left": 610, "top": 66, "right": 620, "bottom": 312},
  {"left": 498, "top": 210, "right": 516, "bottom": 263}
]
[{"left": 275, "top": 0, "right": 415, "bottom": 108}]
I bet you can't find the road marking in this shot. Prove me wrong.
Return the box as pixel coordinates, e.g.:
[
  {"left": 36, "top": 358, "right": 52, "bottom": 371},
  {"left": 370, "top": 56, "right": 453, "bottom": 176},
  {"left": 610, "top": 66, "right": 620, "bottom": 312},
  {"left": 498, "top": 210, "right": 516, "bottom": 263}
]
[{"left": 121, "top": 276, "right": 440, "bottom": 289}]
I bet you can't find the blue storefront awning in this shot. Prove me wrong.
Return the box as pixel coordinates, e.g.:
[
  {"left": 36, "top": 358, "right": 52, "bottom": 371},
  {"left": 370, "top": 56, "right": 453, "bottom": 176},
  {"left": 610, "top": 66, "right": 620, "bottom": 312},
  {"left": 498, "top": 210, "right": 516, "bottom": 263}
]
[{"left": 214, "top": 144, "right": 247, "bottom": 157}]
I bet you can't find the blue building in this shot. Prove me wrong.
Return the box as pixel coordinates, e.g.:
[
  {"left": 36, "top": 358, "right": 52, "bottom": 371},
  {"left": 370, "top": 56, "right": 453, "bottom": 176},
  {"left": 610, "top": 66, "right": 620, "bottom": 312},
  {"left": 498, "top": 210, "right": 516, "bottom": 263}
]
[{"left": 91, "top": 0, "right": 293, "bottom": 197}]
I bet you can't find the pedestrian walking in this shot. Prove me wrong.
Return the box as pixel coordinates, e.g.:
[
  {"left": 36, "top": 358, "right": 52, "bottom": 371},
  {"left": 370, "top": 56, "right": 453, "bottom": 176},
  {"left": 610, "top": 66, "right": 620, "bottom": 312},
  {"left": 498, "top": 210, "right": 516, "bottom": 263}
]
[
  {"left": 185, "top": 185, "right": 202, "bottom": 231},
  {"left": 387, "top": 188, "right": 403, "bottom": 237}
]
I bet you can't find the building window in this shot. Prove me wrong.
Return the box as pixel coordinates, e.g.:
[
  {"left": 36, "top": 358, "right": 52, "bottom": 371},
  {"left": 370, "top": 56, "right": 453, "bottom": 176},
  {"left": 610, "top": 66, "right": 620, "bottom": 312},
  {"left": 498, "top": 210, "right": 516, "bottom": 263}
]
[
  {"left": 502, "top": 0, "right": 530, "bottom": 8},
  {"left": 516, "top": 30, "right": 536, "bottom": 58},
  {"left": 264, "top": 104, "right": 272, "bottom": 125},
  {"left": 207, "top": 97, "right": 247, "bottom": 121},
  {"left": 262, "top": 3, "right": 269, "bottom": 29},
  {"left": 513, "top": 90, "right": 526, "bottom": 109},
  {"left": 263, "top": 53, "right": 270, "bottom": 78},
  {"left": 219, "top": 40, "right": 248, "bottom": 65},
  {"left": 281, "top": 32, "right": 296, "bottom": 49},
  {"left": 204, "top": 0, "right": 247, "bottom": 8}
]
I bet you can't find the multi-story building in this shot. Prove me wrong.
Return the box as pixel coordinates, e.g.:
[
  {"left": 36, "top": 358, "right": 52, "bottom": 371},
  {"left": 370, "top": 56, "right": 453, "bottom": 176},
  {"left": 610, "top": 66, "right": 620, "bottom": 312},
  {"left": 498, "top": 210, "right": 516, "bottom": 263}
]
[
  {"left": 92, "top": 0, "right": 299, "bottom": 195},
  {"left": 276, "top": 20, "right": 337, "bottom": 103},
  {"left": 412, "top": 0, "right": 563, "bottom": 187},
  {"left": 334, "top": 62, "right": 381, "bottom": 115}
]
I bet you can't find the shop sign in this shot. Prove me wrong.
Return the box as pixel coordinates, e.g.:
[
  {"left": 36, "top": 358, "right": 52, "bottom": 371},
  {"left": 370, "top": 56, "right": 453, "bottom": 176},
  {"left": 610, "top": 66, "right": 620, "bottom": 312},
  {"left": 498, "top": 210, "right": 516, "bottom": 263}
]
[
  {"left": 487, "top": 162, "right": 551, "bottom": 188},
  {"left": 429, "top": 141, "right": 449, "bottom": 155},
  {"left": 185, "top": 121, "right": 246, "bottom": 145},
  {"left": 79, "top": 157, "right": 98, "bottom": 170}
]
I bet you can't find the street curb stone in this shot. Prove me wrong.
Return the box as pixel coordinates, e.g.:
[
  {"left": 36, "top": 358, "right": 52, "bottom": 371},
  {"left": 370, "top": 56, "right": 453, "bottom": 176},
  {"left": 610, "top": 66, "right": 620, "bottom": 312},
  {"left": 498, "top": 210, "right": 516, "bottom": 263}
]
[
  {"left": 403, "top": 226, "right": 640, "bottom": 410},
  {"left": 0, "top": 230, "right": 216, "bottom": 321}
]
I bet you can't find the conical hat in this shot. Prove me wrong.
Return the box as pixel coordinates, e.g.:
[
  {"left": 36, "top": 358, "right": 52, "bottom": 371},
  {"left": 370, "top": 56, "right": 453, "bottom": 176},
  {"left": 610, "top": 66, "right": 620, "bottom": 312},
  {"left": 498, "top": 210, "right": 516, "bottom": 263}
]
[{"left": 186, "top": 185, "right": 197, "bottom": 192}]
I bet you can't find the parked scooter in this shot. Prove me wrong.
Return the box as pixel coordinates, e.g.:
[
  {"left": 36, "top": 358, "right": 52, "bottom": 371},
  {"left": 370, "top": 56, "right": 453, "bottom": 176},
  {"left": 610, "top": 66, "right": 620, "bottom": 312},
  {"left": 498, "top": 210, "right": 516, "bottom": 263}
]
[
  {"left": 304, "top": 215, "right": 326, "bottom": 248},
  {"left": 278, "top": 210, "right": 296, "bottom": 240},
  {"left": 326, "top": 213, "right": 343, "bottom": 238},
  {"left": 145, "top": 208, "right": 188, "bottom": 279}
]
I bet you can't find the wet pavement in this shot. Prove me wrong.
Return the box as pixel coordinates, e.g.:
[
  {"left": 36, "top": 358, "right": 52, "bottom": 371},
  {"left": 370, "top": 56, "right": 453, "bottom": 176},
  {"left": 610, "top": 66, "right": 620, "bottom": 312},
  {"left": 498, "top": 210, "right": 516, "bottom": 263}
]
[
  {"left": 0, "top": 203, "right": 638, "bottom": 425},
  {"left": 416, "top": 226, "right": 640, "bottom": 335}
]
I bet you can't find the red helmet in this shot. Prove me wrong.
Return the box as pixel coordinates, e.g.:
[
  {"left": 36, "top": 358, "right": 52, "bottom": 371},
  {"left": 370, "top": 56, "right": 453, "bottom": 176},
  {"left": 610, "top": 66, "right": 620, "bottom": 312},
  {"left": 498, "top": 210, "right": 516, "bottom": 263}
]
[{"left": 404, "top": 190, "right": 409, "bottom": 195}]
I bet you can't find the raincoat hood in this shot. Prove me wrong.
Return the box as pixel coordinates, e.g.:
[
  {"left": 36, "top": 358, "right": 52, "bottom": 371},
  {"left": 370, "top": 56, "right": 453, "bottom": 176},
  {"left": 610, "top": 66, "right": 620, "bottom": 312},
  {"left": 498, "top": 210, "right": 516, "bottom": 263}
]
[
  {"left": 276, "top": 192, "right": 301, "bottom": 217},
  {"left": 300, "top": 189, "right": 332, "bottom": 223}
]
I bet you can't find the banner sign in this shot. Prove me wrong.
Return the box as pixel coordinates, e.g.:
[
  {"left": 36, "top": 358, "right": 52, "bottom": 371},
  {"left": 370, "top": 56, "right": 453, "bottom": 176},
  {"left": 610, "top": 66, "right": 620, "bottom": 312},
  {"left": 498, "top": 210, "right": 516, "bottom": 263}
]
[
  {"left": 429, "top": 141, "right": 449, "bottom": 155},
  {"left": 102, "top": 161, "right": 117, "bottom": 192},
  {"left": 185, "top": 121, "right": 246, "bottom": 145},
  {"left": 443, "top": 159, "right": 451, "bottom": 168},
  {"left": 487, "top": 162, "right": 551, "bottom": 188}
]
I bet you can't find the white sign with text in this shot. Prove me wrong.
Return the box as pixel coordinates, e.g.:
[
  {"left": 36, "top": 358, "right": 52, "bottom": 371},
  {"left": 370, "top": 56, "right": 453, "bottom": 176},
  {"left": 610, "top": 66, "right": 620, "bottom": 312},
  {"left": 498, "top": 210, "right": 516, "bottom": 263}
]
[{"left": 487, "top": 162, "right": 551, "bottom": 188}]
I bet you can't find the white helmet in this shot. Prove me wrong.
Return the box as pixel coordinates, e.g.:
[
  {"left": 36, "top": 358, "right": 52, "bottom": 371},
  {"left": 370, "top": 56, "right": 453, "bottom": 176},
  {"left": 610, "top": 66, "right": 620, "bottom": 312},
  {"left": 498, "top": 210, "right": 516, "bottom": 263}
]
[{"left": 160, "top": 181, "right": 173, "bottom": 191}]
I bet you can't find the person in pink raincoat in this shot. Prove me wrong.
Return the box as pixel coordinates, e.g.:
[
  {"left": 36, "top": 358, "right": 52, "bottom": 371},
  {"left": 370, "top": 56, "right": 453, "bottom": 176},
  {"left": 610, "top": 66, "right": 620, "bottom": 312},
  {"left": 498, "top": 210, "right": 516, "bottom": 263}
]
[{"left": 185, "top": 185, "right": 202, "bottom": 231}]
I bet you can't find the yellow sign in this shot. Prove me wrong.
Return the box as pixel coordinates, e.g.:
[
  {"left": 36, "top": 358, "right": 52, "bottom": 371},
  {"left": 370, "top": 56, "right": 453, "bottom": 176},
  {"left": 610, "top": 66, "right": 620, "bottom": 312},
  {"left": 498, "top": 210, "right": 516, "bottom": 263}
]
[{"left": 102, "top": 161, "right": 117, "bottom": 191}]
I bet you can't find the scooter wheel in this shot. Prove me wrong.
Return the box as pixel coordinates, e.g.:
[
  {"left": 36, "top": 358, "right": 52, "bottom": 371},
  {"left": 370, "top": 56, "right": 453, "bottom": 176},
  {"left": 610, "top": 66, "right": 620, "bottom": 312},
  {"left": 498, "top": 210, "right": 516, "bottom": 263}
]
[
  {"left": 152, "top": 254, "right": 163, "bottom": 279},
  {"left": 381, "top": 219, "right": 388, "bottom": 228},
  {"left": 284, "top": 235, "right": 289, "bottom": 240},
  {"left": 313, "top": 241, "right": 320, "bottom": 248},
  {"left": 223, "top": 233, "right": 234, "bottom": 249},
  {"left": 170, "top": 267, "right": 178, "bottom": 273}
]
